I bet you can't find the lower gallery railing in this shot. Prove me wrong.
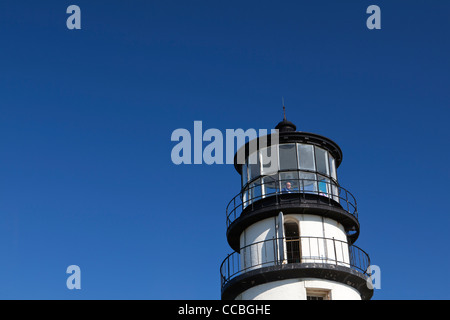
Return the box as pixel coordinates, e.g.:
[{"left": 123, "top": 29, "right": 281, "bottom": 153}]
[{"left": 220, "top": 236, "right": 370, "bottom": 290}]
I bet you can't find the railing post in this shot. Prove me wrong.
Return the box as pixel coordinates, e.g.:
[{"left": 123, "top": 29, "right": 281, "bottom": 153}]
[
  {"left": 245, "top": 245, "right": 253, "bottom": 269},
  {"left": 349, "top": 246, "right": 354, "bottom": 268},
  {"left": 233, "top": 197, "right": 236, "bottom": 222},
  {"left": 346, "top": 191, "right": 349, "bottom": 212},
  {"left": 308, "top": 237, "right": 312, "bottom": 262},
  {"left": 227, "top": 254, "right": 230, "bottom": 284},
  {"left": 251, "top": 185, "right": 254, "bottom": 210},
  {"left": 333, "top": 237, "right": 338, "bottom": 265},
  {"left": 256, "top": 243, "right": 259, "bottom": 268},
  {"left": 316, "top": 179, "right": 319, "bottom": 204},
  {"left": 327, "top": 180, "right": 331, "bottom": 205},
  {"left": 301, "top": 179, "right": 304, "bottom": 202},
  {"left": 273, "top": 237, "right": 278, "bottom": 265}
]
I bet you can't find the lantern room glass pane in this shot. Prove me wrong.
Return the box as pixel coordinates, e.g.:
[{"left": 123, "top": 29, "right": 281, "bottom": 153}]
[
  {"left": 318, "top": 174, "right": 331, "bottom": 197},
  {"left": 331, "top": 181, "right": 339, "bottom": 202},
  {"left": 315, "top": 147, "right": 329, "bottom": 176},
  {"left": 250, "top": 179, "right": 262, "bottom": 201},
  {"left": 248, "top": 151, "right": 260, "bottom": 181},
  {"left": 242, "top": 188, "right": 249, "bottom": 208},
  {"left": 329, "top": 154, "right": 337, "bottom": 180},
  {"left": 280, "top": 171, "right": 299, "bottom": 193},
  {"left": 242, "top": 162, "right": 248, "bottom": 187},
  {"left": 262, "top": 174, "right": 278, "bottom": 197},
  {"left": 300, "top": 172, "right": 317, "bottom": 194},
  {"left": 260, "top": 146, "right": 279, "bottom": 176},
  {"left": 298, "top": 144, "right": 315, "bottom": 171},
  {"left": 279, "top": 144, "right": 298, "bottom": 171}
]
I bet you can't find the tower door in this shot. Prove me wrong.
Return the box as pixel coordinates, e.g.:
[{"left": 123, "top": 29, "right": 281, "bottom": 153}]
[{"left": 284, "top": 221, "right": 301, "bottom": 264}]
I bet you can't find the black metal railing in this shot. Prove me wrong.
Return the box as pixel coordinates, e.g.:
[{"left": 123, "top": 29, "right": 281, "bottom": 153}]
[
  {"left": 226, "top": 176, "right": 358, "bottom": 228},
  {"left": 220, "top": 236, "right": 370, "bottom": 290}
]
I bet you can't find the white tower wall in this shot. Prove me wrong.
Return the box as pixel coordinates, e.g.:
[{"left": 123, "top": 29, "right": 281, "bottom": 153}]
[
  {"left": 239, "top": 214, "right": 351, "bottom": 267},
  {"left": 235, "top": 214, "right": 360, "bottom": 300},
  {"left": 235, "top": 278, "right": 361, "bottom": 300},
  {"left": 240, "top": 214, "right": 348, "bottom": 247}
]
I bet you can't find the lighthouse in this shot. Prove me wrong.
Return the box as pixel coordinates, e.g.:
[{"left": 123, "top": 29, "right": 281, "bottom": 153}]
[{"left": 220, "top": 112, "right": 373, "bottom": 300}]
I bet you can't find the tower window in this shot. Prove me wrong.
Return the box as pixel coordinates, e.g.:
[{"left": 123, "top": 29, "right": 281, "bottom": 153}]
[
  {"left": 306, "top": 289, "right": 331, "bottom": 300},
  {"left": 284, "top": 221, "right": 301, "bottom": 264}
]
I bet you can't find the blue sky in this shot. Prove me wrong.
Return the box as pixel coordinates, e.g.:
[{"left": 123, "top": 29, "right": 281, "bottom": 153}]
[{"left": 0, "top": 0, "right": 449, "bottom": 299}]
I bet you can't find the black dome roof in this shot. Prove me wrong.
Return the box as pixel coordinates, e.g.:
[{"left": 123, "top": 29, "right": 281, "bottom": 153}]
[{"left": 275, "top": 118, "right": 297, "bottom": 132}]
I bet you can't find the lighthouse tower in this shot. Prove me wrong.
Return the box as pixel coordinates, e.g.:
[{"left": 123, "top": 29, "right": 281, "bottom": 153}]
[{"left": 220, "top": 112, "right": 373, "bottom": 300}]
